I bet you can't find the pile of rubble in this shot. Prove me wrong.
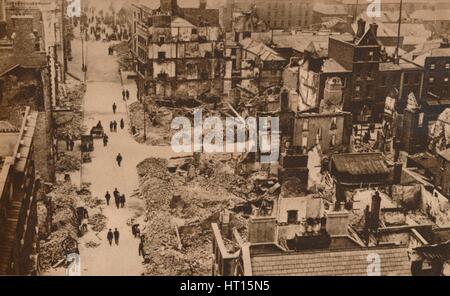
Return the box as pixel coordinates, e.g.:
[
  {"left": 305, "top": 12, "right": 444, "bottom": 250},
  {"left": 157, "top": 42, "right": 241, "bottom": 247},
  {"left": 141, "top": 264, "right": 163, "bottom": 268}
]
[
  {"left": 89, "top": 213, "right": 107, "bottom": 232},
  {"left": 112, "top": 41, "right": 133, "bottom": 71},
  {"left": 56, "top": 154, "right": 81, "bottom": 173},
  {"left": 128, "top": 101, "right": 174, "bottom": 145},
  {"left": 136, "top": 154, "right": 279, "bottom": 275},
  {"left": 38, "top": 182, "right": 79, "bottom": 270},
  {"left": 56, "top": 77, "right": 87, "bottom": 140}
]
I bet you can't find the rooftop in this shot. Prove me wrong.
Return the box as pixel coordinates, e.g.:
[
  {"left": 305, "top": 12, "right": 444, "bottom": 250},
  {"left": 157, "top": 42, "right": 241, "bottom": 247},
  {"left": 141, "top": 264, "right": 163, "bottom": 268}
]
[
  {"left": 249, "top": 245, "right": 411, "bottom": 275},
  {"left": 331, "top": 153, "right": 390, "bottom": 176},
  {"left": 240, "top": 38, "right": 285, "bottom": 61}
]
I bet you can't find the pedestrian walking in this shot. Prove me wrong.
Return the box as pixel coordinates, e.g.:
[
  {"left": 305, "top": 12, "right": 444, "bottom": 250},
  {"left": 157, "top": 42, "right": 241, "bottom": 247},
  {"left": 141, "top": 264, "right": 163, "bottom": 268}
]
[
  {"left": 120, "top": 194, "right": 126, "bottom": 208},
  {"left": 107, "top": 229, "right": 113, "bottom": 246},
  {"left": 113, "top": 228, "right": 120, "bottom": 246},
  {"left": 105, "top": 191, "right": 111, "bottom": 205},
  {"left": 112, "top": 103, "right": 117, "bottom": 114},
  {"left": 122, "top": 90, "right": 126, "bottom": 100},
  {"left": 116, "top": 153, "right": 123, "bottom": 167},
  {"left": 113, "top": 120, "right": 117, "bottom": 132},
  {"left": 103, "top": 134, "right": 109, "bottom": 147},
  {"left": 113, "top": 188, "right": 120, "bottom": 209},
  {"left": 120, "top": 118, "right": 124, "bottom": 130},
  {"left": 110, "top": 121, "right": 113, "bottom": 132},
  {"left": 138, "top": 240, "right": 145, "bottom": 258},
  {"left": 131, "top": 126, "right": 136, "bottom": 135},
  {"left": 125, "top": 89, "right": 130, "bottom": 100}
]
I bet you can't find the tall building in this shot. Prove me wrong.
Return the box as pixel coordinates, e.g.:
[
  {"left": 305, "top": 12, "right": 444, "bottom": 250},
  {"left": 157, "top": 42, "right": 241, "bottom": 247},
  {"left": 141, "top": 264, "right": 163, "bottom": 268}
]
[
  {"left": 0, "top": 107, "right": 39, "bottom": 275},
  {"left": 131, "top": 0, "right": 226, "bottom": 101}
]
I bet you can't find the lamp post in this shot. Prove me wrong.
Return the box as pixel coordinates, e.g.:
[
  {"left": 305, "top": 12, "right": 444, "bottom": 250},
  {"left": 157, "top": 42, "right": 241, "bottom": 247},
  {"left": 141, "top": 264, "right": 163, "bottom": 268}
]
[{"left": 143, "top": 99, "right": 147, "bottom": 142}]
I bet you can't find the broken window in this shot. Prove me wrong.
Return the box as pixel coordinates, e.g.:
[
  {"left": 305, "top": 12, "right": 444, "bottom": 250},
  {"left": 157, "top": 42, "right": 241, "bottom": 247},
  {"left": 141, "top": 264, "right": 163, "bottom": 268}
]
[
  {"left": 302, "top": 135, "right": 308, "bottom": 148},
  {"left": 287, "top": 210, "right": 298, "bottom": 224},
  {"left": 302, "top": 119, "right": 309, "bottom": 131},
  {"left": 331, "top": 117, "right": 337, "bottom": 130},
  {"left": 316, "top": 128, "right": 322, "bottom": 144},
  {"left": 330, "top": 134, "right": 336, "bottom": 147},
  {"left": 159, "top": 35, "right": 165, "bottom": 43},
  {"left": 158, "top": 51, "right": 166, "bottom": 60}
]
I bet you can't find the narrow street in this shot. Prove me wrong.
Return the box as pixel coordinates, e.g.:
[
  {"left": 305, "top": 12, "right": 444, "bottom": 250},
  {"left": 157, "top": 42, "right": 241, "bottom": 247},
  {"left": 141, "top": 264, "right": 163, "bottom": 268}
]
[{"left": 47, "top": 31, "right": 181, "bottom": 276}]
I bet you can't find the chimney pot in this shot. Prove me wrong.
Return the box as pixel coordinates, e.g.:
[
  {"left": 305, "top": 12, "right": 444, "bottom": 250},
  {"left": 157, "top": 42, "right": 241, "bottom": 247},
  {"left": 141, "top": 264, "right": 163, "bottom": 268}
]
[
  {"left": 356, "top": 18, "right": 366, "bottom": 38},
  {"left": 369, "top": 23, "right": 378, "bottom": 37}
]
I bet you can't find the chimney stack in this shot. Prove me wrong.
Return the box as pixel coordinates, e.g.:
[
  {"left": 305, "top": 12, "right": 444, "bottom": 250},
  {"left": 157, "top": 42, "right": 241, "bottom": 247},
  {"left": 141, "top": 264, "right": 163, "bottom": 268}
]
[
  {"left": 370, "top": 191, "right": 381, "bottom": 231},
  {"left": 325, "top": 210, "right": 349, "bottom": 236},
  {"left": 199, "top": 0, "right": 207, "bottom": 10},
  {"left": 160, "top": 0, "right": 178, "bottom": 15},
  {"left": 356, "top": 18, "right": 366, "bottom": 39},
  {"left": 248, "top": 216, "right": 276, "bottom": 243},
  {"left": 0, "top": 0, "right": 5, "bottom": 22},
  {"left": 11, "top": 15, "right": 36, "bottom": 54}
]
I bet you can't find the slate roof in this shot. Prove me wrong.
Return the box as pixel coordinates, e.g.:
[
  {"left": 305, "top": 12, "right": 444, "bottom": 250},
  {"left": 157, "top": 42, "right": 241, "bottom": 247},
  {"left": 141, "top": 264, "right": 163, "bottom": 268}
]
[
  {"left": 240, "top": 38, "right": 285, "bottom": 61},
  {"left": 250, "top": 246, "right": 411, "bottom": 276},
  {"left": 331, "top": 153, "right": 390, "bottom": 175}
]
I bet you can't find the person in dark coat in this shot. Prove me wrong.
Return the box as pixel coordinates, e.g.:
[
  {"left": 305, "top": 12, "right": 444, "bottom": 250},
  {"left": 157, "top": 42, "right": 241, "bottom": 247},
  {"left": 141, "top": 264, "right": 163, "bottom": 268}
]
[
  {"left": 125, "top": 90, "right": 130, "bottom": 100},
  {"left": 105, "top": 191, "right": 111, "bottom": 205},
  {"left": 120, "top": 194, "right": 126, "bottom": 208},
  {"left": 103, "top": 134, "right": 109, "bottom": 147},
  {"left": 113, "top": 120, "right": 117, "bottom": 132},
  {"left": 112, "top": 103, "right": 117, "bottom": 114},
  {"left": 113, "top": 228, "right": 120, "bottom": 245},
  {"left": 120, "top": 118, "right": 124, "bottom": 130},
  {"left": 138, "top": 240, "right": 145, "bottom": 258},
  {"left": 110, "top": 121, "right": 113, "bottom": 132},
  {"left": 122, "top": 90, "right": 126, "bottom": 100},
  {"left": 131, "top": 126, "right": 136, "bottom": 135},
  {"left": 107, "top": 229, "right": 114, "bottom": 246},
  {"left": 116, "top": 153, "right": 123, "bottom": 167},
  {"left": 113, "top": 188, "right": 120, "bottom": 208}
]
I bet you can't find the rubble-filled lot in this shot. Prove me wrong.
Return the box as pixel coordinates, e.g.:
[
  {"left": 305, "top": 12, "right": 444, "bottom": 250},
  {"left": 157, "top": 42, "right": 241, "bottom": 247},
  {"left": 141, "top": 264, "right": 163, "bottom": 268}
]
[
  {"left": 55, "top": 77, "right": 87, "bottom": 140},
  {"left": 136, "top": 154, "right": 277, "bottom": 275}
]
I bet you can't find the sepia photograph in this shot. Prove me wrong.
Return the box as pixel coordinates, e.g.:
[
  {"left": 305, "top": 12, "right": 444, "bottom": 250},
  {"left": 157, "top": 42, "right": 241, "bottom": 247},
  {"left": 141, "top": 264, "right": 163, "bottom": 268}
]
[{"left": 0, "top": 0, "right": 449, "bottom": 280}]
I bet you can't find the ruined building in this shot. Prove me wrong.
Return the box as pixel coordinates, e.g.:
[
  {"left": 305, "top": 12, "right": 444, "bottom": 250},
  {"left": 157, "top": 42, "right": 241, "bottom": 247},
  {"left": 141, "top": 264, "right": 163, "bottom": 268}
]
[
  {"left": 0, "top": 3, "right": 56, "bottom": 182},
  {"left": 131, "top": 0, "right": 226, "bottom": 102}
]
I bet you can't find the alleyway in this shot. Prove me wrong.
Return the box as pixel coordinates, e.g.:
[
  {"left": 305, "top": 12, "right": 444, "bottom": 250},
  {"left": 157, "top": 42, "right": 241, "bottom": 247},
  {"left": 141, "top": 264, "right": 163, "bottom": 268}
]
[{"left": 47, "top": 30, "right": 181, "bottom": 276}]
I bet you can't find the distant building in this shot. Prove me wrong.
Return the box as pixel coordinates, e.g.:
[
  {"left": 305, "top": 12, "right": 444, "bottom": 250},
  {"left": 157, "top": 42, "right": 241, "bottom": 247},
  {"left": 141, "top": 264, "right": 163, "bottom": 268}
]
[
  {"left": 131, "top": 0, "right": 226, "bottom": 101},
  {"left": 312, "top": 3, "right": 349, "bottom": 24},
  {"left": 223, "top": 0, "right": 314, "bottom": 31},
  {"left": 0, "top": 107, "right": 39, "bottom": 275}
]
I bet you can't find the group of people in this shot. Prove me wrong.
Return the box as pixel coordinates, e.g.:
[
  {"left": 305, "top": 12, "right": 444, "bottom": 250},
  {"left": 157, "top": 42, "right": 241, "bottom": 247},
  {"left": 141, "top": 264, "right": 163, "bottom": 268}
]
[
  {"left": 104, "top": 188, "right": 126, "bottom": 209},
  {"left": 107, "top": 228, "right": 120, "bottom": 246},
  {"left": 131, "top": 224, "right": 146, "bottom": 260},
  {"left": 122, "top": 89, "right": 130, "bottom": 101},
  {"left": 109, "top": 119, "right": 124, "bottom": 132}
]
